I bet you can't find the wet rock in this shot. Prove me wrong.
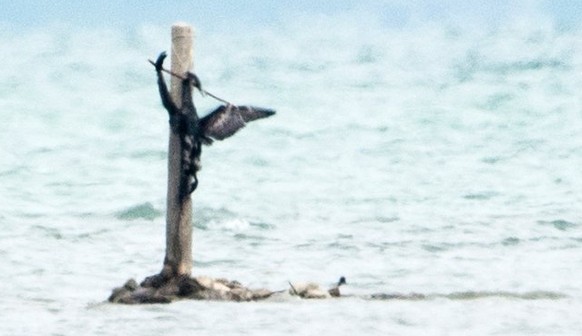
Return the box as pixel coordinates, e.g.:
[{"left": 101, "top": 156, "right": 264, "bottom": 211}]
[
  {"left": 251, "top": 288, "right": 275, "bottom": 300},
  {"left": 177, "top": 277, "right": 205, "bottom": 297},
  {"left": 215, "top": 278, "right": 243, "bottom": 289},
  {"left": 288, "top": 278, "right": 346, "bottom": 299},
  {"left": 189, "top": 289, "right": 234, "bottom": 301},
  {"left": 109, "top": 275, "right": 347, "bottom": 304},
  {"left": 141, "top": 273, "right": 168, "bottom": 288},
  {"left": 124, "top": 279, "right": 138, "bottom": 291},
  {"left": 230, "top": 287, "right": 254, "bottom": 301},
  {"left": 108, "top": 278, "right": 139, "bottom": 303},
  {"left": 303, "top": 288, "right": 331, "bottom": 299},
  {"left": 109, "top": 274, "right": 276, "bottom": 304},
  {"left": 126, "top": 287, "right": 171, "bottom": 304}
]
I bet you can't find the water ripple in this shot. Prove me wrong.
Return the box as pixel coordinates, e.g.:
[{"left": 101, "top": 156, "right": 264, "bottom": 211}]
[
  {"left": 368, "top": 290, "right": 568, "bottom": 301},
  {"left": 537, "top": 219, "right": 578, "bottom": 231},
  {"left": 115, "top": 202, "right": 163, "bottom": 221}
]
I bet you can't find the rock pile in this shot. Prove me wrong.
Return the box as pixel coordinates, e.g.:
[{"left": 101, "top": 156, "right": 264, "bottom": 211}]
[{"left": 109, "top": 275, "right": 274, "bottom": 304}]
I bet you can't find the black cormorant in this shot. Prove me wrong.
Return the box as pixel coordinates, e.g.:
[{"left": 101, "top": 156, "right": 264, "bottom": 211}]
[{"left": 154, "top": 51, "right": 275, "bottom": 201}]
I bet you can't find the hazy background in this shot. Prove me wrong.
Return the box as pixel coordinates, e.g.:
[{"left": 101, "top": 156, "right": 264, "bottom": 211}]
[{"left": 2, "top": 0, "right": 582, "bottom": 31}]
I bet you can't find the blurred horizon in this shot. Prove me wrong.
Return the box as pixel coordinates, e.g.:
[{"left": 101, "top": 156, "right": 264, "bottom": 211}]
[{"left": 2, "top": 0, "right": 582, "bottom": 33}]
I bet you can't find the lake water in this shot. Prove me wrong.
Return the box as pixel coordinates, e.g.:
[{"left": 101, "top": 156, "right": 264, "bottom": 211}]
[{"left": 1, "top": 18, "right": 581, "bottom": 335}]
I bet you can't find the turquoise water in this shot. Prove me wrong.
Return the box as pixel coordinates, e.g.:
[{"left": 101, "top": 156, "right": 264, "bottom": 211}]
[{"left": 1, "top": 18, "right": 582, "bottom": 335}]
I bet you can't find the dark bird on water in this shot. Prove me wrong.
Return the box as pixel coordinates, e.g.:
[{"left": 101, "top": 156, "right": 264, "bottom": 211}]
[
  {"left": 328, "top": 276, "right": 347, "bottom": 297},
  {"left": 154, "top": 51, "right": 275, "bottom": 201}
]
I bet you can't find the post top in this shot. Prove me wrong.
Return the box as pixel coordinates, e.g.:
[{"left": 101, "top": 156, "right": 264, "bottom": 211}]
[{"left": 172, "top": 23, "right": 194, "bottom": 36}]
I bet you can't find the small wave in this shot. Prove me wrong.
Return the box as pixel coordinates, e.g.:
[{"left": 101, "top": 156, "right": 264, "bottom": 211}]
[
  {"left": 219, "top": 218, "right": 251, "bottom": 231},
  {"left": 443, "top": 291, "right": 568, "bottom": 300},
  {"left": 368, "top": 290, "right": 567, "bottom": 301},
  {"left": 462, "top": 191, "right": 499, "bottom": 201},
  {"left": 194, "top": 259, "right": 239, "bottom": 267},
  {"left": 486, "top": 59, "right": 570, "bottom": 75},
  {"left": 194, "top": 207, "right": 238, "bottom": 230},
  {"left": 501, "top": 237, "right": 520, "bottom": 246},
  {"left": 115, "top": 202, "right": 162, "bottom": 221},
  {"left": 30, "top": 225, "right": 63, "bottom": 240},
  {"left": 537, "top": 219, "right": 578, "bottom": 231},
  {"left": 194, "top": 207, "right": 275, "bottom": 232},
  {"left": 233, "top": 233, "right": 266, "bottom": 242},
  {"left": 327, "top": 241, "right": 360, "bottom": 251},
  {"left": 129, "top": 150, "right": 167, "bottom": 160}
]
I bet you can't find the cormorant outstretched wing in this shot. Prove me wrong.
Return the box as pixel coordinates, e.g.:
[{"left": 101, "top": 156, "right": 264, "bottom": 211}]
[{"left": 199, "top": 105, "right": 275, "bottom": 142}]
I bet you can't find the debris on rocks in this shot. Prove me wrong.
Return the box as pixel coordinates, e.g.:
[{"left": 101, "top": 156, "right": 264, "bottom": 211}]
[{"left": 108, "top": 275, "right": 274, "bottom": 304}]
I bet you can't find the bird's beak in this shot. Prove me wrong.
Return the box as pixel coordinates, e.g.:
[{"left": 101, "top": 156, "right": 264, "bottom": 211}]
[
  {"left": 187, "top": 72, "right": 203, "bottom": 93},
  {"left": 193, "top": 78, "right": 202, "bottom": 92}
]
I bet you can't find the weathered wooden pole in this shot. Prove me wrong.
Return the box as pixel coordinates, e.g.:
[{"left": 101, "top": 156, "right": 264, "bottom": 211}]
[
  {"left": 108, "top": 22, "right": 280, "bottom": 304},
  {"left": 162, "top": 23, "right": 194, "bottom": 278}
]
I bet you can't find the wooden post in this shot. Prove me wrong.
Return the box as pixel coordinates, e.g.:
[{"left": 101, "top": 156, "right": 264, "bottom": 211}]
[
  {"left": 162, "top": 23, "right": 194, "bottom": 278},
  {"left": 107, "top": 22, "right": 280, "bottom": 304}
]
